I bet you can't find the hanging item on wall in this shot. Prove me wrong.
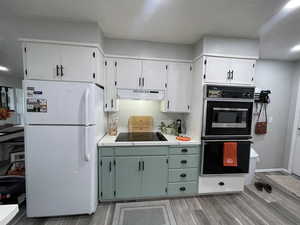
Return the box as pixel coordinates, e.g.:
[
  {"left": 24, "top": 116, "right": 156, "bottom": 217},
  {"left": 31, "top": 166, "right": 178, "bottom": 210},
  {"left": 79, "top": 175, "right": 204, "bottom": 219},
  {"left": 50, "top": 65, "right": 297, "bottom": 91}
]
[
  {"left": 0, "top": 107, "right": 10, "bottom": 120},
  {"left": 255, "top": 102, "right": 268, "bottom": 135},
  {"left": 254, "top": 90, "right": 271, "bottom": 103}
]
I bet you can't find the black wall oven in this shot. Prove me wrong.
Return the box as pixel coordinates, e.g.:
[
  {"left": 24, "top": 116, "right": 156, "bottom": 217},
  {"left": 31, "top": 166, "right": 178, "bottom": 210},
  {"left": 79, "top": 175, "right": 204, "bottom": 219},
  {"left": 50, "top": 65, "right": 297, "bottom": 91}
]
[
  {"left": 204, "top": 100, "right": 253, "bottom": 137},
  {"left": 203, "top": 85, "right": 255, "bottom": 138},
  {"left": 201, "top": 140, "right": 251, "bottom": 175}
]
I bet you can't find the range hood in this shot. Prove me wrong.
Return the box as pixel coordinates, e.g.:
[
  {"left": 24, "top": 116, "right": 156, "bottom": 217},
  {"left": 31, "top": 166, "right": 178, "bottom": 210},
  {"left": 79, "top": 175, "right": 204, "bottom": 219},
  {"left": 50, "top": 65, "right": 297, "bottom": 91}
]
[{"left": 117, "top": 89, "right": 165, "bottom": 100}]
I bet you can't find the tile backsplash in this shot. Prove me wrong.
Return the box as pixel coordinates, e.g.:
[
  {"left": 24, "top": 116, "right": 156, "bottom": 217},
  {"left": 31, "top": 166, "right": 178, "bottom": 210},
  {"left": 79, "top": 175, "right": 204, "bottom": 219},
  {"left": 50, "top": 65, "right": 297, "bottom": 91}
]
[{"left": 108, "top": 100, "right": 185, "bottom": 132}]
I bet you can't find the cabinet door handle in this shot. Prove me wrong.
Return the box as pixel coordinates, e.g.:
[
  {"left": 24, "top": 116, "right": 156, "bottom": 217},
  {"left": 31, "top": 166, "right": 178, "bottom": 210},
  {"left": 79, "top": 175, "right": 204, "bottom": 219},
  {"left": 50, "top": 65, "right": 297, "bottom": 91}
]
[
  {"left": 230, "top": 70, "right": 234, "bottom": 79},
  {"left": 142, "top": 77, "right": 144, "bottom": 87},
  {"left": 180, "top": 173, "right": 187, "bottom": 178},
  {"left": 181, "top": 149, "right": 188, "bottom": 153},
  {"left": 167, "top": 100, "right": 170, "bottom": 109},
  {"left": 139, "top": 77, "right": 141, "bottom": 87},
  {"left": 109, "top": 161, "right": 112, "bottom": 172},
  {"left": 227, "top": 71, "right": 230, "bottom": 79},
  {"left": 56, "top": 65, "right": 60, "bottom": 76},
  {"left": 181, "top": 160, "right": 187, "bottom": 164},
  {"left": 142, "top": 161, "right": 145, "bottom": 171},
  {"left": 218, "top": 182, "right": 225, "bottom": 186},
  {"left": 179, "top": 187, "right": 186, "bottom": 191},
  {"left": 111, "top": 99, "right": 113, "bottom": 108},
  {"left": 138, "top": 161, "right": 141, "bottom": 171},
  {"left": 60, "top": 65, "right": 64, "bottom": 77}
]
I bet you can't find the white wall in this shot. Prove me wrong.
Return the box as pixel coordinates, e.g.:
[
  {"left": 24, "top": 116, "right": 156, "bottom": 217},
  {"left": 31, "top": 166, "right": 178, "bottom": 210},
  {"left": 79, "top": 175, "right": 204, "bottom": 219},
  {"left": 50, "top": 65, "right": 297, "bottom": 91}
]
[
  {"left": 253, "top": 60, "right": 295, "bottom": 169},
  {"left": 0, "top": 75, "right": 22, "bottom": 88},
  {"left": 284, "top": 61, "right": 300, "bottom": 170},
  {"left": 0, "top": 17, "right": 104, "bottom": 77},
  {"left": 193, "top": 36, "right": 259, "bottom": 59},
  {"left": 104, "top": 38, "right": 194, "bottom": 60},
  {"left": 109, "top": 100, "right": 185, "bottom": 131}
]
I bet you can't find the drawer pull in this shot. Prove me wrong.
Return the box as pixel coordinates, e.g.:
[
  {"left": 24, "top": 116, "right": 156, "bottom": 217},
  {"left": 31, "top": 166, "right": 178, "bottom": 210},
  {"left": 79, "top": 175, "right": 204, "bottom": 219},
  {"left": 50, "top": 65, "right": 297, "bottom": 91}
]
[
  {"left": 180, "top": 173, "right": 187, "bottom": 178},
  {"left": 218, "top": 182, "right": 225, "bottom": 186},
  {"left": 181, "top": 160, "right": 187, "bottom": 164},
  {"left": 179, "top": 187, "right": 186, "bottom": 191},
  {"left": 181, "top": 149, "right": 188, "bottom": 153}
]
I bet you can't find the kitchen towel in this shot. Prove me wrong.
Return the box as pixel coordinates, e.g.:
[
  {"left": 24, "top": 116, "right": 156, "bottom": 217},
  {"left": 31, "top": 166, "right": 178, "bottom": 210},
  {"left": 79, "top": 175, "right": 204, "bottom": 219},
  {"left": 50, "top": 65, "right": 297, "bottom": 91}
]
[{"left": 223, "top": 142, "right": 238, "bottom": 167}]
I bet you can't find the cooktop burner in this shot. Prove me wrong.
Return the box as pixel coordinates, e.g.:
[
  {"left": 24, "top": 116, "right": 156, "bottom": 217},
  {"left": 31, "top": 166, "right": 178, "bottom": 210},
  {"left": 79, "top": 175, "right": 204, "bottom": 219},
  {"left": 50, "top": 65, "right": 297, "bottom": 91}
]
[{"left": 115, "top": 132, "right": 167, "bottom": 142}]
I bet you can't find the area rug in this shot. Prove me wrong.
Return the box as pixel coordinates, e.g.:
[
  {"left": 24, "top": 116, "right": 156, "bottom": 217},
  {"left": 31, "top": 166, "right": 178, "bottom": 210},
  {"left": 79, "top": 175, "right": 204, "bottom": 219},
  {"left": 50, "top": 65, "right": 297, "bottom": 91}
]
[
  {"left": 112, "top": 200, "right": 177, "bottom": 225},
  {"left": 267, "top": 175, "right": 300, "bottom": 197}
]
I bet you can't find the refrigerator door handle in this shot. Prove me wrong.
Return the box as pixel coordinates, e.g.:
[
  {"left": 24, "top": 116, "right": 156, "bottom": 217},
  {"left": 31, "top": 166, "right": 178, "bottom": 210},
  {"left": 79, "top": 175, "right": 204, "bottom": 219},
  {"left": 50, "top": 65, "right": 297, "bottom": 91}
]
[
  {"left": 84, "top": 88, "right": 90, "bottom": 126},
  {"left": 84, "top": 88, "right": 90, "bottom": 161},
  {"left": 84, "top": 127, "right": 90, "bottom": 161}
]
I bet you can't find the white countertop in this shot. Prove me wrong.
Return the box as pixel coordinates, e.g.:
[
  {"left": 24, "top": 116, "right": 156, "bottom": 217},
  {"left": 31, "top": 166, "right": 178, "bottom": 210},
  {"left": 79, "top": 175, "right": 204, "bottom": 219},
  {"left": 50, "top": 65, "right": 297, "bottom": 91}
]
[
  {"left": 98, "top": 133, "right": 201, "bottom": 146},
  {"left": 0, "top": 205, "right": 19, "bottom": 225}
]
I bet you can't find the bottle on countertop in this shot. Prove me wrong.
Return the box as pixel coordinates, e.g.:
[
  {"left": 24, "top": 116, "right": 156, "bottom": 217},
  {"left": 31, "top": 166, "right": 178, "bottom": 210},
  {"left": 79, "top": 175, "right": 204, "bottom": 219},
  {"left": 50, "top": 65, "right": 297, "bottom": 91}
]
[{"left": 176, "top": 119, "right": 182, "bottom": 136}]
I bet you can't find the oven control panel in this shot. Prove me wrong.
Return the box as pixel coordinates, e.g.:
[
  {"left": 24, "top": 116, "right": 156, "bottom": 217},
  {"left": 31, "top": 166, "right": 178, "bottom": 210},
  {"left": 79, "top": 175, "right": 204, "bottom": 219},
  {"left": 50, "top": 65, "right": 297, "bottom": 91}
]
[{"left": 206, "top": 85, "right": 255, "bottom": 99}]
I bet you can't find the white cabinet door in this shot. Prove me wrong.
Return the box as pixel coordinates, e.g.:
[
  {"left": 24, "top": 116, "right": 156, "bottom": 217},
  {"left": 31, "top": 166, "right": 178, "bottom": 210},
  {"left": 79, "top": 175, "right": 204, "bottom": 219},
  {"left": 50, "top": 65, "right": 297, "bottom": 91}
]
[
  {"left": 116, "top": 59, "right": 142, "bottom": 90},
  {"left": 24, "top": 43, "right": 61, "bottom": 80},
  {"left": 204, "top": 56, "right": 231, "bottom": 84},
  {"left": 60, "top": 45, "right": 96, "bottom": 82},
  {"left": 142, "top": 60, "right": 167, "bottom": 90},
  {"left": 96, "top": 51, "right": 104, "bottom": 87},
  {"left": 104, "top": 59, "right": 118, "bottom": 112},
  {"left": 230, "top": 59, "right": 256, "bottom": 85},
  {"left": 165, "top": 63, "right": 191, "bottom": 113}
]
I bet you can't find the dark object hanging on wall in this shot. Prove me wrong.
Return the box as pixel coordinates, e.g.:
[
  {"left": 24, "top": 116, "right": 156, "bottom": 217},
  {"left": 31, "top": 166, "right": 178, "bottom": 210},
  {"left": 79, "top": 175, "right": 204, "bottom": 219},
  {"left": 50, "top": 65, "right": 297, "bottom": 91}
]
[
  {"left": 254, "top": 90, "right": 271, "bottom": 103},
  {"left": 255, "top": 103, "right": 268, "bottom": 135}
]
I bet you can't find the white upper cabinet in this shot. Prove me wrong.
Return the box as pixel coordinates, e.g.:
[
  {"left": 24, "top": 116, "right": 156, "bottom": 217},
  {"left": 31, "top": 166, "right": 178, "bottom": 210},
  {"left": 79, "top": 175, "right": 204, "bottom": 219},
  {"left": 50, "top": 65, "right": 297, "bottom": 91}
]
[
  {"left": 204, "top": 57, "right": 231, "bottom": 84},
  {"left": 24, "top": 42, "right": 61, "bottom": 81},
  {"left": 104, "top": 58, "right": 118, "bottom": 112},
  {"left": 162, "top": 62, "right": 192, "bottom": 113},
  {"left": 230, "top": 58, "right": 255, "bottom": 85},
  {"left": 23, "top": 41, "right": 102, "bottom": 85},
  {"left": 203, "top": 56, "right": 256, "bottom": 85},
  {"left": 115, "top": 59, "right": 167, "bottom": 91},
  {"left": 142, "top": 60, "right": 167, "bottom": 90},
  {"left": 59, "top": 45, "right": 97, "bottom": 82},
  {"left": 116, "top": 58, "right": 142, "bottom": 90}
]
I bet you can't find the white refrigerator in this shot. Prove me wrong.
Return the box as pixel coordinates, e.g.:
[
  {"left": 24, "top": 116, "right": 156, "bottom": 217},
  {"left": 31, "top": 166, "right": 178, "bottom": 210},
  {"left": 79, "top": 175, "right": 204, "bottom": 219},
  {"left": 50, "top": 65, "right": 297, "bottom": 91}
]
[{"left": 23, "top": 80, "right": 106, "bottom": 217}]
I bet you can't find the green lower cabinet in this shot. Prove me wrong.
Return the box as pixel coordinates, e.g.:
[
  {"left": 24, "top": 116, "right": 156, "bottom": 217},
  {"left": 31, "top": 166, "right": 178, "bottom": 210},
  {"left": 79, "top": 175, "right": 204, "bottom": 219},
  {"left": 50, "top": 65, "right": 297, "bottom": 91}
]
[
  {"left": 168, "top": 182, "right": 198, "bottom": 196},
  {"left": 141, "top": 156, "right": 168, "bottom": 197},
  {"left": 115, "top": 157, "right": 141, "bottom": 199},
  {"left": 100, "top": 157, "right": 115, "bottom": 200}
]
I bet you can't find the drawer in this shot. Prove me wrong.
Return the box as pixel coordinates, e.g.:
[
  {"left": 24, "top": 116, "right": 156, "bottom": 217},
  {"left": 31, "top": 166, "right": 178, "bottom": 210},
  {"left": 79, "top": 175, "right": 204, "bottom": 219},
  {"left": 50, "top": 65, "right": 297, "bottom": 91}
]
[
  {"left": 168, "top": 182, "right": 198, "bottom": 196},
  {"left": 169, "top": 155, "right": 199, "bottom": 169},
  {"left": 100, "top": 147, "right": 114, "bottom": 157},
  {"left": 169, "top": 168, "right": 199, "bottom": 183},
  {"left": 169, "top": 146, "right": 199, "bottom": 155},
  {"left": 115, "top": 147, "right": 168, "bottom": 156},
  {"left": 198, "top": 176, "right": 245, "bottom": 194}
]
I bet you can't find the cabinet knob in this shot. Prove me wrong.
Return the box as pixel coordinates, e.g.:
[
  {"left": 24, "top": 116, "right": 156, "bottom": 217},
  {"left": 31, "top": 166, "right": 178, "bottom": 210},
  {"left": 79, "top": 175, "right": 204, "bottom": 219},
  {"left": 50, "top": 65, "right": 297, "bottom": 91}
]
[
  {"left": 179, "top": 187, "right": 186, "bottom": 191},
  {"left": 180, "top": 160, "right": 187, "bottom": 164},
  {"left": 218, "top": 182, "right": 225, "bottom": 186},
  {"left": 181, "top": 149, "right": 188, "bottom": 153},
  {"left": 180, "top": 173, "right": 187, "bottom": 178}
]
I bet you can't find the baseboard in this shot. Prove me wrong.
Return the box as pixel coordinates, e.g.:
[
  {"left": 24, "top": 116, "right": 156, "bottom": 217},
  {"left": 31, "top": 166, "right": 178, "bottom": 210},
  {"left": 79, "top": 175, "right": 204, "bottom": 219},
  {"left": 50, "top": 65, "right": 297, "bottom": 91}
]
[{"left": 255, "top": 168, "right": 290, "bottom": 173}]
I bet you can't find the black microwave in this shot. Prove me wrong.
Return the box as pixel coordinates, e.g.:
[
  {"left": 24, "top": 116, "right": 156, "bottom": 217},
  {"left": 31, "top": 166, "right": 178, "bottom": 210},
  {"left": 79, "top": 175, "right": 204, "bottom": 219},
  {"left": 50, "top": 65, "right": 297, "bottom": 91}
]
[{"left": 203, "top": 100, "right": 253, "bottom": 137}]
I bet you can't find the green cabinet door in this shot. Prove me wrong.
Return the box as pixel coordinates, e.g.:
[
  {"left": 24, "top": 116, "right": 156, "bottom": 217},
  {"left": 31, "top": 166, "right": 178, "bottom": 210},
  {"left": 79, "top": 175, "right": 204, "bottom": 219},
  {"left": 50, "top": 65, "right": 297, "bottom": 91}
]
[
  {"left": 101, "top": 157, "right": 115, "bottom": 200},
  {"left": 141, "top": 156, "right": 168, "bottom": 197},
  {"left": 115, "top": 157, "right": 142, "bottom": 199}
]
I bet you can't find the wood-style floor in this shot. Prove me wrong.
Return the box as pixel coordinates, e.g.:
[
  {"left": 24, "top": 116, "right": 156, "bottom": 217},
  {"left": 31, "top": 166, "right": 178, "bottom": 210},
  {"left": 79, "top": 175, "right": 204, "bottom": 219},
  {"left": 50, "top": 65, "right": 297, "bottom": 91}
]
[{"left": 9, "top": 172, "right": 300, "bottom": 225}]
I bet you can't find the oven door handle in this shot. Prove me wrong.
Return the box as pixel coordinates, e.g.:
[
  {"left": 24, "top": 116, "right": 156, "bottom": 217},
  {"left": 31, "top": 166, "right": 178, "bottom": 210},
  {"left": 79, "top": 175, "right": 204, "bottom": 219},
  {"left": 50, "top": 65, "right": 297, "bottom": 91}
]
[{"left": 212, "top": 107, "right": 248, "bottom": 111}]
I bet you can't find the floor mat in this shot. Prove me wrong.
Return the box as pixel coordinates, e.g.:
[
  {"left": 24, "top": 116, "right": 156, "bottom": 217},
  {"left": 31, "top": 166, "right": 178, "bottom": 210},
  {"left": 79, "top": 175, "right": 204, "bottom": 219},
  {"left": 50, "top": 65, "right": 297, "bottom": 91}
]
[
  {"left": 267, "top": 174, "right": 300, "bottom": 197},
  {"left": 112, "top": 200, "right": 177, "bottom": 225}
]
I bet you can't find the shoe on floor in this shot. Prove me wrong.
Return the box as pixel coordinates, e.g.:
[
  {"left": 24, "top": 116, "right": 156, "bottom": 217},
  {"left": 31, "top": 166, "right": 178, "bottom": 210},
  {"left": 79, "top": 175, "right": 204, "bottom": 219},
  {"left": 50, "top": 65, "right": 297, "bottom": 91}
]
[{"left": 254, "top": 182, "right": 264, "bottom": 191}]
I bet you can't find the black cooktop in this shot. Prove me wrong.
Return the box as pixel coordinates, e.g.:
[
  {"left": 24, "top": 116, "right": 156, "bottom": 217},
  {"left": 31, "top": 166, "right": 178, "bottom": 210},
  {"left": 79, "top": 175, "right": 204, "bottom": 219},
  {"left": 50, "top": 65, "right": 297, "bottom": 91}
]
[{"left": 116, "top": 132, "right": 167, "bottom": 142}]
